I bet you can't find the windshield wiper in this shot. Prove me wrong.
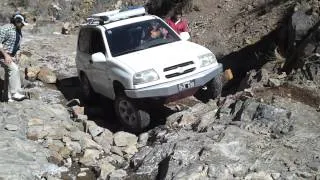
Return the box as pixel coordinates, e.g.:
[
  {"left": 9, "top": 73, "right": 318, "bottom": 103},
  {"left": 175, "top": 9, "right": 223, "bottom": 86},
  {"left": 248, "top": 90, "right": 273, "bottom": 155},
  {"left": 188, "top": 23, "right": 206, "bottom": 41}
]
[
  {"left": 114, "top": 47, "right": 144, "bottom": 56},
  {"left": 147, "top": 40, "right": 175, "bottom": 48}
]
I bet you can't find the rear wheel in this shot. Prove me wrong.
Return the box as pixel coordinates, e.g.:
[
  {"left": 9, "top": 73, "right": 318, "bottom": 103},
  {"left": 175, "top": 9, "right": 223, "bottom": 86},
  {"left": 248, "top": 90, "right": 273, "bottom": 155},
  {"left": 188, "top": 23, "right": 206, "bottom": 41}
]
[{"left": 114, "top": 95, "right": 150, "bottom": 132}]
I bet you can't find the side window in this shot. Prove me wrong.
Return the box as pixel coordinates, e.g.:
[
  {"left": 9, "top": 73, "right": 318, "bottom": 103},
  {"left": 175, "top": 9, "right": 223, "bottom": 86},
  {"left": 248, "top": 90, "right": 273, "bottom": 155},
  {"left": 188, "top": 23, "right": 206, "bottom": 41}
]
[
  {"left": 90, "top": 29, "right": 106, "bottom": 54},
  {"left": 78, "top": 28, "right": 90, "bottom": 53}
]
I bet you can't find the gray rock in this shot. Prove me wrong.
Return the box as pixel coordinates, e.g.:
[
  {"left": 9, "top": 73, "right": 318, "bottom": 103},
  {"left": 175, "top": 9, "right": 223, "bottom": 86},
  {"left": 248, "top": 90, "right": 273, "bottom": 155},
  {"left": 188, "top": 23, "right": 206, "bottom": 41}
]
[
  {"left": 98, "top": 161, "right": 116, "bottom": 180},
  {"left": 174, "top": 164, "right": 209, "bottom": 180},
  {"left": 138, "top": 132, "right": 149, "bottom": 148},
  {"left": 113, "top": 131, "right": 138, "bottom": 147},
  {"left": 87, "top": 121, "right": 104, "bottom": 137},
  {"left": 48, "top": 151, "right": 64, "bottom": 165},
  {"left": 104, "top": 154, "right": 126, "bottom": 167},
  {"left": 64, "top": 157, "right": 72, "bottom": 168},
  {"left": 131, "top": 146, "right": 153, "bottom": 168},
  {"left": 208, "top": 164, "right": 233, "bottom": 178},
  {"left": 235, "top": 100, "right": 293, "bottom": 137},
  {"left": 4, "top": 124, "right": 19, "bottom": 131},
  {"left": 62, "top": 136, "right": 71, "bottom": 143},
  {"left": 65, "top": 141, "right": 82, "bottom": 155},
  {"left": 122, "top": 145, "right": 138, "bottom": 157},
  {"left": 77, "top": 114, "right": 88, "bottom": 122},
  {"left": 108, "top": 169, "right": 127, "bottom": 180},
  {"left": 27, "top": 118, "right": 44, "bottom": 126},
  {"left": 69, "top": 130, "right": 90, "bottom": 141},
  {"left": 47, "top": 128, "right": 69, "bottom": 140},
  {"left": 58, "top": 146, "right": 72, "bottom": 159},
  {"left": 27, "top": 126, "right": 48, "bottom": 140},
  {"left": 77, "top": 172, "right": 87, "bottom": 177},
  {"left": 133, "top": 143, "right": 175, "bottom": 179},
  {"left": 307, "top": 161, "right": 320, "bottom": 171},
  {"left": 79, "top": 149, "right": 102, "bottom": 167},
  {"left": 245, "top": 172, "right": 273, "bottom": 180},
  {"left": 111, "top": 146, "right": 123, "bottom": 157},
  {"left": 79, "top": 135, "right": 102, "bottom": 150},
  {"left": 271, "top": 173, "right": 281, "bottom": 180},
  {"left": 93, "top": 128, "right": 113, "bottom": 151},
  {"left": 194, "top": 110, "right": 216, "bottom": 132},
  {"left": 268, "top": 78, "right": 281, "bottom": 87},
  {"left": 166, "top": 111, "right": 197, "bottom": 128},
  {"left": 47, "top": 139, "right": 65, "bottom": 152}
]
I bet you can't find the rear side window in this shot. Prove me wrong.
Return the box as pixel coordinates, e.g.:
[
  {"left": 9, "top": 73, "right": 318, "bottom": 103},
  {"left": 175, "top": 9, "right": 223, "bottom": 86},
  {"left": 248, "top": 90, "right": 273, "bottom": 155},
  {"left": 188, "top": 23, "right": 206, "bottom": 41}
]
[
  {"left": 90, "top": 29, "right": 106, "bottom": 54},
  {"left": 78, "top": 28, "right": 90, "bottom": 53}
]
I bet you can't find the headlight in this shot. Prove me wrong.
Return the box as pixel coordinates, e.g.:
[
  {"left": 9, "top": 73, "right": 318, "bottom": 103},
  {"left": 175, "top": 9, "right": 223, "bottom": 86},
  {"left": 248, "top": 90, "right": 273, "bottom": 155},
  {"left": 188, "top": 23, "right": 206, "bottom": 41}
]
[
  {"left": 199, "top": 53, "right": 217, "bottom": 67},
  {"left": 133, "top": 69, "right": 159, "bottom": 85}
]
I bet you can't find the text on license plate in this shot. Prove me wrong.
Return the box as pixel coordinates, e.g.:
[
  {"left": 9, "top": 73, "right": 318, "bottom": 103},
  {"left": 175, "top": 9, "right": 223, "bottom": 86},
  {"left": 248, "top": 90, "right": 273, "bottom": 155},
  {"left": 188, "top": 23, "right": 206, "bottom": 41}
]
[{"left": 178, "top": 80, "right": 195, "bottom": 91}]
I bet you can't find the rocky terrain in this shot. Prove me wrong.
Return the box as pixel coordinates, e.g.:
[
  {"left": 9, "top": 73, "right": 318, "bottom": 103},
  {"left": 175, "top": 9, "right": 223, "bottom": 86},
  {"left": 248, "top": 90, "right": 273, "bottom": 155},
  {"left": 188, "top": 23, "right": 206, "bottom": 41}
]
[{"left": 0, "top": 0, "right": 320, "bottom": 179}]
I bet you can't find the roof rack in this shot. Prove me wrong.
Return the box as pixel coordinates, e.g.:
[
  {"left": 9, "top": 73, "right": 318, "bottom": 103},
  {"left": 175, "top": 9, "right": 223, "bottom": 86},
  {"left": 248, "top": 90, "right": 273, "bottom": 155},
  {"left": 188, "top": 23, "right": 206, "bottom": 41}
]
[{"left": 85, "top": 6, "right": 147, "bottom": 25}]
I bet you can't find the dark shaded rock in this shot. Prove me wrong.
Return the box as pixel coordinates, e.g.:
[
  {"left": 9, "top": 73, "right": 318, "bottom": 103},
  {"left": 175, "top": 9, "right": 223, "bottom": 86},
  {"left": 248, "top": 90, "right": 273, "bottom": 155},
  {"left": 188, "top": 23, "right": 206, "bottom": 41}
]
[
  {"left": 236, "top": 100, "right": 294, "bottom": 137},
  {"left": 131, "top": 143, "right": 175, "bottom": 179},
  {"left": 130, "top": 146, "right": 153, "bottom": 169}
]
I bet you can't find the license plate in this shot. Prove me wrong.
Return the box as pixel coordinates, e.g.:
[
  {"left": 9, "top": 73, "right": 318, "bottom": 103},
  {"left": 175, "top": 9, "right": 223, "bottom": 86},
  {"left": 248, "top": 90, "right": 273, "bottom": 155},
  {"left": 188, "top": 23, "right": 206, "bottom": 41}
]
[{"left": 178, "top": 80, "right": 195, "bottom": 91}]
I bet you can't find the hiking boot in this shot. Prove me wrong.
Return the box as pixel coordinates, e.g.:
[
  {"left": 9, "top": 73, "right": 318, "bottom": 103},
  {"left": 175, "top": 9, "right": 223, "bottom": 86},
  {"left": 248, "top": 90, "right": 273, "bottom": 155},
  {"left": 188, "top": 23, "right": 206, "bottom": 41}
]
[{"left": 11, "top": 92, "right": 27, "bottom": 101}]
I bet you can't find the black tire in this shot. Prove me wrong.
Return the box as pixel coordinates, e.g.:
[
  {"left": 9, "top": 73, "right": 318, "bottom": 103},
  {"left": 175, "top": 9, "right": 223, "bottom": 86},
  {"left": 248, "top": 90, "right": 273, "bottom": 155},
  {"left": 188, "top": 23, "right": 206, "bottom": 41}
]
[
  {"left": 209, "top": 75, "right": 223, "bottom": 99},
  {"left": 114, "top": 95, "right": 150, "bottom": 132},
  {"left": 80, "top": 74, "right": 97, "bottom": 103},
  {"left": 195, "top": 75, "right": 223, "bottom": 102}
]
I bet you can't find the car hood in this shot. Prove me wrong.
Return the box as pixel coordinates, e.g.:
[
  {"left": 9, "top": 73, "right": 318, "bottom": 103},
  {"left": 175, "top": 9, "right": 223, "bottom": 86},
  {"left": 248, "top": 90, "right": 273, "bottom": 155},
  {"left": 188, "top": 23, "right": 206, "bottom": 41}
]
[{"left": 115, "top": 40, "right": 212, "bottom": 73}]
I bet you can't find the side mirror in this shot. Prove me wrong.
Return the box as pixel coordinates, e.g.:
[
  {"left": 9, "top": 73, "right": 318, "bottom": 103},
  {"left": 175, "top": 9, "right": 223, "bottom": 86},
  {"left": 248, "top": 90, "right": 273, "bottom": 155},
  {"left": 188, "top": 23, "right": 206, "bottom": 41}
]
[
  {"left": 91, "top": 52, "right": 106, "bottom": 62},
  {"left": 180, "top": 32, "right": 190, "bottom": 41}
]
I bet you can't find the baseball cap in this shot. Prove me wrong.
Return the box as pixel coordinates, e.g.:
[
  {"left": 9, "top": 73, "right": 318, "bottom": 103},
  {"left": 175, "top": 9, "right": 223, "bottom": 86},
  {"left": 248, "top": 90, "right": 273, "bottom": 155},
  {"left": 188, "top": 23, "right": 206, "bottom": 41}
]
[{"left": 13, "top": 14, "right": 28, "bottom": 25}]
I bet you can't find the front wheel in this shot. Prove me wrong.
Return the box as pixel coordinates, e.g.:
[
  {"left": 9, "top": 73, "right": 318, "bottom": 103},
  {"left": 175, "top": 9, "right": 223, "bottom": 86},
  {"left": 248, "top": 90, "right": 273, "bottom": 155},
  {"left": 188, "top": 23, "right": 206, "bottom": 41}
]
[
  {"left": 114, "top": 95, "right": 150, "bottom": 132},
  {"left": 195, "top": 75, "right": 223, "bottom": 102}
]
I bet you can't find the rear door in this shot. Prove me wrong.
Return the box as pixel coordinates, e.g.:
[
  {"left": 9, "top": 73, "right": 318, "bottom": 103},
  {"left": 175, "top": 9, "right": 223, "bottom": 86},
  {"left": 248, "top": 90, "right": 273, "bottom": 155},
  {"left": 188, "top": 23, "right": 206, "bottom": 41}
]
[{"left": 77, "top": 27, "right": 94, "bottom": 83}]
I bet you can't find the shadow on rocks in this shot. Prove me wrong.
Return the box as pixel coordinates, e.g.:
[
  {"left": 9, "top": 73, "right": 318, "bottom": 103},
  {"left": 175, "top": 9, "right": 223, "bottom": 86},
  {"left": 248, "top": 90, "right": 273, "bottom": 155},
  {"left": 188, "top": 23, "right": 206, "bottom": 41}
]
[{"left": 220, "top": 28, "right": 281, "bottom": 96}]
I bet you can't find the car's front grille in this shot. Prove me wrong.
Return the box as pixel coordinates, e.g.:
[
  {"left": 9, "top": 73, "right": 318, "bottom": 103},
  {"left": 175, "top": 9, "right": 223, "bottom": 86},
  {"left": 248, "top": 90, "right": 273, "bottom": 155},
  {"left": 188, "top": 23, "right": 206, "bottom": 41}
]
[
  {"left": 163, "top": 61, "right": 196, "bottom": 79},
  {"left": 163, "top": 61, "right": 194, "bottom": 72},
  {"left": 165, "top": 67, "right": 196, "bottom": 78}
]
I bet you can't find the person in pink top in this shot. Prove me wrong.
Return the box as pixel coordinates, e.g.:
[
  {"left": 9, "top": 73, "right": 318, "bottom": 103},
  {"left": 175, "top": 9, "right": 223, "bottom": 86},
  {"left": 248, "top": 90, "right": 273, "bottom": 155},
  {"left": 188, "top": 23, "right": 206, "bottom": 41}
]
[{"left": 166, "top": 10, "right": 189, "bottom": 34}]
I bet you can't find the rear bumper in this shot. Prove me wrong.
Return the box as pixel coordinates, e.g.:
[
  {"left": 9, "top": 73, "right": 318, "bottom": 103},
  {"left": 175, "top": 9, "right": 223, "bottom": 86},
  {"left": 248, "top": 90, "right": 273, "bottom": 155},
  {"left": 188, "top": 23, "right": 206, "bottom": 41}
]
[{"left": 125, "top": 63, "right": 223, "bottom": 98}]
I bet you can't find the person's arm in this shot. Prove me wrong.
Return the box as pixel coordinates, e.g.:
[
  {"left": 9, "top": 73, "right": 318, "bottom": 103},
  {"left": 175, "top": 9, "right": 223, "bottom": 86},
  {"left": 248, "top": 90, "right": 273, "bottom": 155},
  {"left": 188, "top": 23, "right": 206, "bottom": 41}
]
[
  {"left": 0, "top": 27, "right": 12, "bottom": 64},
  {"left": 181, "top": 20, "right": 189, "bottom": 32},
  {"left": 0, "top": 45, "right": 12, "bottom": 64}
]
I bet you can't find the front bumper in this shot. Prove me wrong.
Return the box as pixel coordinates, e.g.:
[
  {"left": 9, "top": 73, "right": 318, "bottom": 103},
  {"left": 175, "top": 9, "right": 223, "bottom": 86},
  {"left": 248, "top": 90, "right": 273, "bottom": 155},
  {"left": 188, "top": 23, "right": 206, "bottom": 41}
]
[{"left": 125, "top": 63, "right": 223, "bottom": 98}]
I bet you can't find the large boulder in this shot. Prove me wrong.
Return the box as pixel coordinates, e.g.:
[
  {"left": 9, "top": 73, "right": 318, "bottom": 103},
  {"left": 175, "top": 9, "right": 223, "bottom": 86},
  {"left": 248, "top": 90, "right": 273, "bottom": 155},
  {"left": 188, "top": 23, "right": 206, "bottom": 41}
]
[{"left": 37, "top": 67, "right": 57, "bottom": 84}]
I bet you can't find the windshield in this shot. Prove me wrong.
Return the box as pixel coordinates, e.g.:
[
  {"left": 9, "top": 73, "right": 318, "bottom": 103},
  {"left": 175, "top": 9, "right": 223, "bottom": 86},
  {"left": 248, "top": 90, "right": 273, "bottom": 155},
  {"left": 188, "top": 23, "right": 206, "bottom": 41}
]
[{"left": 106, "top": 19, "right": 180, "bottom": 57}]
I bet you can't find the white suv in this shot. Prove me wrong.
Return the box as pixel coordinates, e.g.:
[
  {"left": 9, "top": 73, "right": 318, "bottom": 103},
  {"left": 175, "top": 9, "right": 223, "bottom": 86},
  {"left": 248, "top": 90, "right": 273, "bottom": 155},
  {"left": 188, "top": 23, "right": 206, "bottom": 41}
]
[{"left": 76, "top": 7, "right": 223, "bottom": 132}]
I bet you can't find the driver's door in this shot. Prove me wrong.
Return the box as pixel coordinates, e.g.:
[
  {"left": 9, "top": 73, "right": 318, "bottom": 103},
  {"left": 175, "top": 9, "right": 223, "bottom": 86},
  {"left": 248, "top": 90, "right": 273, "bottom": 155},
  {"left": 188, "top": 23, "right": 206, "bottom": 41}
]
[{"left": 89, "top": 29, "right": 110, "bottom": 95}]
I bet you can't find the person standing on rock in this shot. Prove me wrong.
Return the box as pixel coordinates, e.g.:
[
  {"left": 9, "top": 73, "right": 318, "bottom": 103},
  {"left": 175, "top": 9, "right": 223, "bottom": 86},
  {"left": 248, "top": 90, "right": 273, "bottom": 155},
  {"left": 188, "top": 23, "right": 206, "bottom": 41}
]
[{"left": 0, "top": 13, "right": 28, "bottom": 102}]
